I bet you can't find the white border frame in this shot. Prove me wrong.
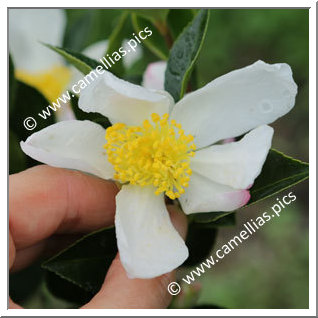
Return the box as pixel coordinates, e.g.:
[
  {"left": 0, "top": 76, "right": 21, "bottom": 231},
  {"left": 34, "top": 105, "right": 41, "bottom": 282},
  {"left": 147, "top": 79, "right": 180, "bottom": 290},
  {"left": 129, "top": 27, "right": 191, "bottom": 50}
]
[{"left": 2, "top": 1, "right": 316, "bottom": 316}]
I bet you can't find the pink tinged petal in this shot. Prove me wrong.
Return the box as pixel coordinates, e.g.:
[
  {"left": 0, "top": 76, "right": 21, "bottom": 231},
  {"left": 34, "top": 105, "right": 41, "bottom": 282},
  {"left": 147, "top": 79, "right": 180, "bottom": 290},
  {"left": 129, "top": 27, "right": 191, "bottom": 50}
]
[
  {"left": 222, "top": 137, "right": 235, "bottom": 144},
  {"left": 78, "top": 71, "right": 174, "bottom": 126},
  {"left": 20, "top": 120, "right": 114, "bottom": 180},
  {"left": 115, "top": 185, "right": 188, "bottom": 279},
  {"left": 142, "top": 61, "right": 167, "bottom": 90},
  {"left": 179, "top": 172, "right": 251, "bottom": 214},
  {"left": 171, "top": 60, "right": 297, "bottom": 149},
  {"left": 190, "top": 125, "right": 274, "bottom": 190}
]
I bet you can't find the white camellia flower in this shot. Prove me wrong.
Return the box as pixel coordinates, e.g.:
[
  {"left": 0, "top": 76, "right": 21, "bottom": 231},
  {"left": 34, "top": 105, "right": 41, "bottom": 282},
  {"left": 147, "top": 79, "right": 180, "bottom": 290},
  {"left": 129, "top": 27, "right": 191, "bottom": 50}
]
[
  {"left": 20, "top": 60, "right": 297, "bottom": 279},
  {"left": 142, "top": 61, "right": 167, "bottom": 90},
  {"left": 9, "top": 9, "right": 69, "bottom": 103},
  {"left": 9, "top": 9, "right": 141, "bottom": 121},
  {"left": 9, "top": 8, "right": 75, "bottom": 121},
  {"left": 71, "top": 40, "right": 142, "bottom": 88}
]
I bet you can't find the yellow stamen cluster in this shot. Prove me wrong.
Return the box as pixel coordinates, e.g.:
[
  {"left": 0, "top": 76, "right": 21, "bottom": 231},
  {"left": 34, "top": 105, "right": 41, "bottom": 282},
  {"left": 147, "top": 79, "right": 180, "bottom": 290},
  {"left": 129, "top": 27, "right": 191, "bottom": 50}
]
[
  {"left": 15, "top": 65, "right": 71, "bottom": 102},
  {"left": 104, "top": 113, "right": 196, "bottom": 199}
]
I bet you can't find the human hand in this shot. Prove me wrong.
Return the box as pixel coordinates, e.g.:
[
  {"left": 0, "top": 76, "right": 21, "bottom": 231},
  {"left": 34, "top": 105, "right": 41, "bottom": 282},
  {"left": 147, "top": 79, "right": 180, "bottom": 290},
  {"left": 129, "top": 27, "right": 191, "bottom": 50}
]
[{"left": 9, "top": 165, "right": 187, "bottom": 309}]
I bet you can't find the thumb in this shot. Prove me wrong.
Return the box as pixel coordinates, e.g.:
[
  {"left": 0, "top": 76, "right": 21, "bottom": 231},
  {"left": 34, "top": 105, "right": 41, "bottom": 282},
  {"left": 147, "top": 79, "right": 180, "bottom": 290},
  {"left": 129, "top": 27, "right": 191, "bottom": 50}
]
[{"left": 82, "top": 205, "right": 188, "bottom": 309}]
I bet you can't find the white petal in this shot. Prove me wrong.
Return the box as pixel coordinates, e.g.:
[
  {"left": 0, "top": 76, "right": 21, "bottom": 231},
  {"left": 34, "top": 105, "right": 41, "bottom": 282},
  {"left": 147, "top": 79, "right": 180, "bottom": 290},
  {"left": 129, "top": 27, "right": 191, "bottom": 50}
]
[
  {"left": 78, "top": 71, "right": 174, "bottom": 126},
  {"left": 179, "top": 173, "right": 251, "bottom": 214},
  {"left": 20, "top": 120, "right": 114, "bottom": 180},
  {"left": 191, "top": 125, "right": 273, "bottom": 189},
  {"left": 83, "top": 40, "right": 109, "bottom": 59},
  {"left": 54, "top": 101, "right": 76, "bottom": 122},
  {"left": 171, "top": 60, "right": 297, "bottom": 149},
  {"left": 115, "top": 185, "right": 188, "bottom": 278},
  {"left": 9, "top": 9, "right": 66, "bottom": 72},
  {"left": 142, "top": 61, "right": 167, "bottom": 90}
]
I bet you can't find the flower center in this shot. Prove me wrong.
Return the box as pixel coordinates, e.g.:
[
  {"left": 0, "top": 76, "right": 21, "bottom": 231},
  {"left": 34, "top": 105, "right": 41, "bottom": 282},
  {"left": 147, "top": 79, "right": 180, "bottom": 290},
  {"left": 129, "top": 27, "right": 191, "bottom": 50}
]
[
  {"left": 15, "top": 65, "right": 71, "bottom": 102},
  {"left": 104, "top": 113, "right": 196, "bottom": 199}
]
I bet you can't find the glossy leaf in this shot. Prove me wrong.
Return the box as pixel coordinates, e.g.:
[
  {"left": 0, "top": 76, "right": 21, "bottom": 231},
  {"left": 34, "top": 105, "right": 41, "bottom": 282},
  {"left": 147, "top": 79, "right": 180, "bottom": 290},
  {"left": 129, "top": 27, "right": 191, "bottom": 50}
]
[
  {"left": 183, "top": 223, "right": 218, "bottom": 266},
  {"left": 194, "top": 213, "right": 236, "bottom": 228},
  {"left": 45, "top": 271, "right": 92, "bottom": 306},
  {"left": 164, "top": 9, "right": 210, "bottom": 101},
  {"left": 249, "top": 149, "right": 309, "bottom": 203},
  {"left": 42, "top": 227, "right": 117, "bottom": 294},
  {"left": 44, "top": 44, "right": 100, "bottom": 75},
  {"left": 193, "top": 149, "right": 309, "bottom": 224}
]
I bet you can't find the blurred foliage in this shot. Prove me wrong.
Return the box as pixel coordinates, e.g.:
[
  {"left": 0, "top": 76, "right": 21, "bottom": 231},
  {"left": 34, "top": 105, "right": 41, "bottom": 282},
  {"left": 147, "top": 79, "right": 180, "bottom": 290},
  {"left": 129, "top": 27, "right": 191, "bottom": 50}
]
[
  {"left": 9, "top": 8, "right": 309, "bottom": 309},
  {"left": 197, "top": 9, "right": 309, "bottom": 163},
  {"left": 63, "top": 9, "right": 122, "bottom": 51},
  {"left": 190, "top": 187, "right": 309, "bottom": 309}
]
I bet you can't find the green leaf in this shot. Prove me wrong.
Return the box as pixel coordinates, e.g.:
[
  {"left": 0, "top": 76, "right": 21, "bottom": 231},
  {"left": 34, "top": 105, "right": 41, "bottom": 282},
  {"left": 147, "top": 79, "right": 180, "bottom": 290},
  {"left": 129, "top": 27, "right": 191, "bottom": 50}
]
[
  {"left": 192, "top": 211, "right": 233, "bottom": 224},
  {"left": 192, "top": 149, "right": 309, "bottom": 224},
  {"left": 9, "top": 80, "right": 55, "bottom": 169},
  {"left": 9, "top": 262, "right": 44, "bottom": 305},
  {"left": 164, "top": 9, "right": 210, "bottom": 102},
  {"left": 9, "top": 130, "right": 27, "bottom": 174},
  {"left": 130, "top": 9, "right": 169, "bottom": 23},
  {"left": 131, "top": 14, "right": 169, "bottom": 60},
  {"left": 194, "top": 213, "right": 236, "bottom": 228},
  {"left": 9, "top": 55, "right": 18, "bottom": 116},
  {"left": 43, "top": 44, "right": 100, "bottom": 75},
  {"left": 42, "top": 227, "right": 117, "bottom": 294},
  {"left": 167, "top": 9, "right": 196, "bottom": 40},
  {"left": 105, "top": 11, "right": 129, "bottom": 76},
  {"left": 249, "top": 149, "right": 309, "bottom": 203},
  {"left": 45, "top": 271, "right": 92, "bottom": 306},
  {"left": 183, "top": 223, "right": 217, "bottom": 266},
  {"left": 9, "top": 81, "right": 54, "bottom": 141}
]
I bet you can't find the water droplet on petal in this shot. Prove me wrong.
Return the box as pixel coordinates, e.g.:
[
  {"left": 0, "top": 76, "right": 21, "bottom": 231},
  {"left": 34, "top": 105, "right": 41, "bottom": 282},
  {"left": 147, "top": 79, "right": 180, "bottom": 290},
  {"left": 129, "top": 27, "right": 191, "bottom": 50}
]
[{"left": 259, "top": 100, "right": 273, "bottom": 114}]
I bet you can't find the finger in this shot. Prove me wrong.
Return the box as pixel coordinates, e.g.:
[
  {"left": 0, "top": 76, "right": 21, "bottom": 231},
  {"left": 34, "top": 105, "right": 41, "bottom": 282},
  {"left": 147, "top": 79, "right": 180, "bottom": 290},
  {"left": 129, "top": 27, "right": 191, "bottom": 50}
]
[
  {"left": 83, "top": 205, "right": 188, "bottom": 309},
  {"left": 9, "top": 231, "right": 16, "bottom": 270},
  {"left": 10, "top": 165, "right": 118, "bottom": 250},
  {"left": 9, "top": 297, "right": 23, "bottom": 309}
]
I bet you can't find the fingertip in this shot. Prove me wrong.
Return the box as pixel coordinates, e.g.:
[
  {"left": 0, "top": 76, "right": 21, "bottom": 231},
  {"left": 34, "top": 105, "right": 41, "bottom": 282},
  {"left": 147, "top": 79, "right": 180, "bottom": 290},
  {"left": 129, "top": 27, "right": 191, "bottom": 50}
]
[
  {"left": 167, "top": 204, "right": 188, "bottom": 240},
  {"left": 10, "top": 165, "right": 119, "bottom": 249},
  {"left": 82, "top": 253, "right": 174, "bottom": 309}
]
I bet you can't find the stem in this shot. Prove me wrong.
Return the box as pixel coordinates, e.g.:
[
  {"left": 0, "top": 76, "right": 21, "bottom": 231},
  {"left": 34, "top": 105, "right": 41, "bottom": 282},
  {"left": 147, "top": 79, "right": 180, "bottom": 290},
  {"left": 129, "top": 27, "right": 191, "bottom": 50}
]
[{"left": 154, "top": 20, "right": 173, "bottom": 49}]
